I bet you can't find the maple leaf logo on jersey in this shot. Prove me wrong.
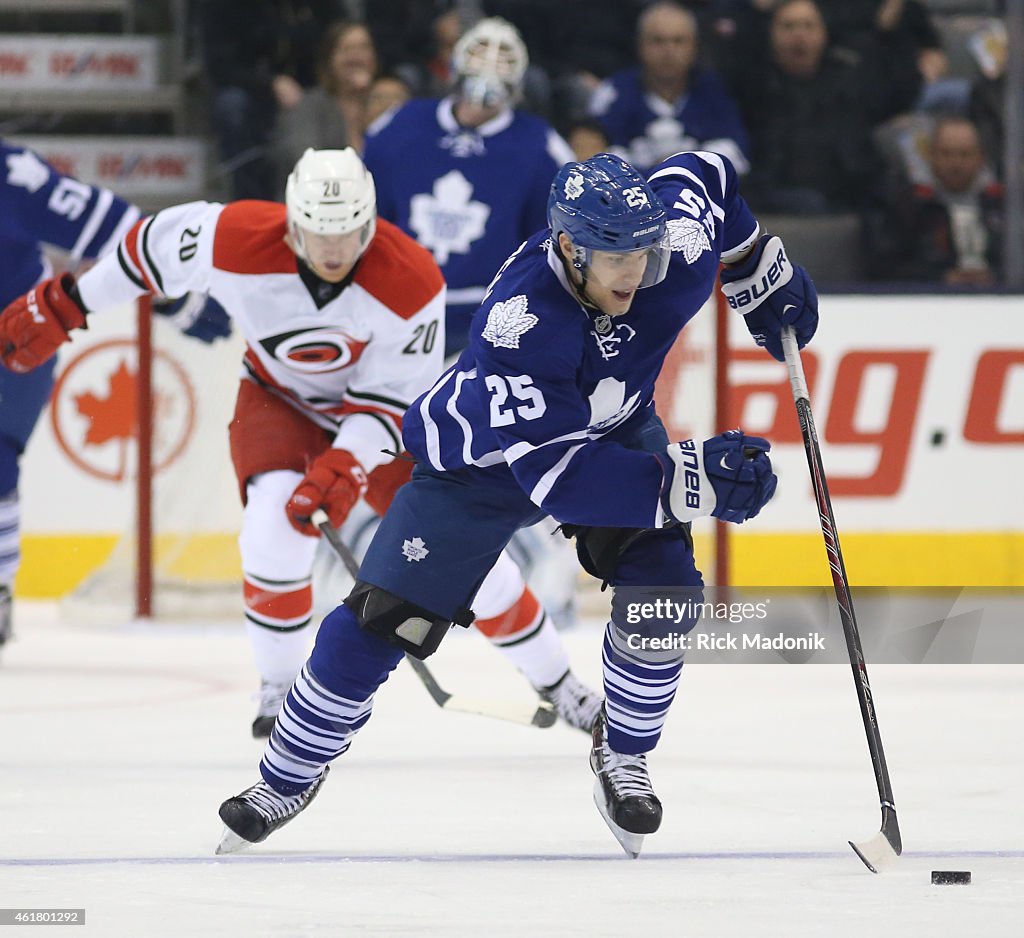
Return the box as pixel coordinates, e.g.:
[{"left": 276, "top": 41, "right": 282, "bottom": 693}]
[
  {"left": 667, "top": 218, "right": 711, "bottom": 263},
  {"left": 6, "top": 149, "right": 50, "bottom": 192},
  {"left": 587, "top": 376, "right": 641, "bottom": 432},
  {"left": 481, "top": 295, "right": 538, "bottom": 350},
  {"left": 564, "top": 172, "right": 585, "bottom": 200},
  {"left": 402, "top": 537, "right": 429, "bottom": 562},
  {"left": 409, "top": 170, "right": 490, "bottom": 265}
]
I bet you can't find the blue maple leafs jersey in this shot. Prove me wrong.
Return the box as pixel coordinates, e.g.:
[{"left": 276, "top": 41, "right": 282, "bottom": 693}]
[
  {"left": 363, "top": 98, "right": 574, "bottom": 356},
  {"left": 589, "top": 67, "right": 750, "bottom": 177},
  {"left": 403, "top": 151, "right": 759, "bottom": 529},
  {"left": 1, "top": 140, "right": 141, "bottom": 306}
]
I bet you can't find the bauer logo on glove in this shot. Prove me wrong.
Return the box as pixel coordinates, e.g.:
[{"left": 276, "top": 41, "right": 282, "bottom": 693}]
[
  {"left": 719, "top": 233, "right": 819, "bottom": 362},
  {"left": 658, "top": 429, "right": 778, "bottom": 525}
]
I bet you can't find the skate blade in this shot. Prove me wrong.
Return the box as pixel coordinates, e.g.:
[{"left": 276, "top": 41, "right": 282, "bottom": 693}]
[
  {"left": 215, "top": 826, "right": 253, "bottom": 855},
  {"left": 592, "top": 779, "right": 644, "bottom": 859}
]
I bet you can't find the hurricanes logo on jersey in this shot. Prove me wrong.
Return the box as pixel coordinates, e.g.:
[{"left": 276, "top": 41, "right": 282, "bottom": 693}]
[
  {"left": 260, "top": 327, "right": 368, "bottom": 374},
  {"left": 409, "top": 170, "right": 490, "bottom": 265}
]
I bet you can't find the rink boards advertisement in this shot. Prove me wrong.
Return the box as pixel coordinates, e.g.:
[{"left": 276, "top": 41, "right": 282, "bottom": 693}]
[
  {"left": 10, "top": 136, "right": 206, "bottom": 201},
  {"left": 0, "top": 35, "right": 159, "bottom": 90},
  {"left": 16, "top": 293, "right": 1024, "bottom": 596},
  {"left": 663, "top": 293, "right": 1024, "bottom": 586}
]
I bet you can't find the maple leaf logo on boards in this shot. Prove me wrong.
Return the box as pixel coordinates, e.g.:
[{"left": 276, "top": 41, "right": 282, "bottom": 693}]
[
  {"left": 75, "top": 360, "right": 136, "bottom": 445},
  {"left": 50, "top": 338, "right": 197, "bottom": 483},
  {"left": 481, "top": 295, "right": 538, "bottom": 350},
  {"left": 666, "top": 217, "right": 711, "bottom": 263}
]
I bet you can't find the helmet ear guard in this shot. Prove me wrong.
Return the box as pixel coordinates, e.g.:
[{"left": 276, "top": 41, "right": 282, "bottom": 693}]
[
  {"left": 285, "top": 147, "right": 377, "bottom": 265},
  {"left": 548, "top": 153, "right": 671, "bottom": 290},
  {"left": 452, "top": 17, "right": 528, "bottom": 108}
]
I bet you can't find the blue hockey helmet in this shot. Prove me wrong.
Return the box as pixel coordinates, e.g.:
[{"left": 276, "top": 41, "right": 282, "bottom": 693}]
[{"left": 548, "top": 153, "right": 670, "bottom": 290}]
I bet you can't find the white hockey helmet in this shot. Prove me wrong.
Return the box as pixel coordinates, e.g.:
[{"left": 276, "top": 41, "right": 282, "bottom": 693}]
[
  {"left": 452, "top": 17, "right": 528, "bottom": 108},
  {"left": 285, "top": 147, "right": 377, "bottom": 264}
]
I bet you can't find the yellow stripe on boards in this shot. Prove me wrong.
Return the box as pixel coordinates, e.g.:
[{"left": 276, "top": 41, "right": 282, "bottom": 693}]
[
  {"left": 17, "top": 535, "right": 120, "bottom": 597},
  {"left": 730, "top": 532, "right": 1024, "bottom": 587},
  {"left": 14, "top": 531, "right": 1023, "bottom": 597},
  {"left": 16, "top": 534, "right": 241, "bottom": 597}
]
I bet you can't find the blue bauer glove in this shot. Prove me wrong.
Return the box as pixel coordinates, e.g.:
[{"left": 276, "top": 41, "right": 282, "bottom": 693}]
[{"left": 719, "top": 233, "right": 818, "bottom": 361}]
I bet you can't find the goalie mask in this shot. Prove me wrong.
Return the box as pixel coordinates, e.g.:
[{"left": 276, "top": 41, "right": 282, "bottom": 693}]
[
  {"left": 285, "top": 147, "right": 377, "bottom": 280},
  {"left": 452, "top": 17, "right": 528, "bottom": 109},
  {"left": 548, "top": 153, "right": 670, "bottom": 296}
]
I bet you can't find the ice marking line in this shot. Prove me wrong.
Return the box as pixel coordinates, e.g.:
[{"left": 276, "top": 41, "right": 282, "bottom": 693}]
[{"left": 2, "top": 850, "right": 1021, "bottom": 868}]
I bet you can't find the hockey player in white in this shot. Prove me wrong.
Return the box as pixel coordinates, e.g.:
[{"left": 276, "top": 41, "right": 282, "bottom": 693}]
[
  {"left": 0, "top": 147, "right": 599, "bottom": 736},
  {"left": 211, "top": 151, "right": 818, "bottom": 856},
  {"left": 363, "top": 16, "right": 591, "bottom": 671}
]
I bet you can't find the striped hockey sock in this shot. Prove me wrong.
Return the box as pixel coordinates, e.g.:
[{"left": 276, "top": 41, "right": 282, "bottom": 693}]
[
  {"left": 260, "top": 603, "right": 403, "bottom": 794},
  {"left": 601, "top": 620, "right": 684, "bottom": 755}
]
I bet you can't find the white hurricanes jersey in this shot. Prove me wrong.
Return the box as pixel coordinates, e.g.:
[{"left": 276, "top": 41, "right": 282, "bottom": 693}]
[{"left": 75, "top": 200, "right": 446, "bottom": 471}]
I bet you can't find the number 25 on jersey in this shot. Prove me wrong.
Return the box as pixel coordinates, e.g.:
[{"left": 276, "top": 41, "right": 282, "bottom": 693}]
[{"left": 485, "top": 374, "right": 546, "bottom": 427}]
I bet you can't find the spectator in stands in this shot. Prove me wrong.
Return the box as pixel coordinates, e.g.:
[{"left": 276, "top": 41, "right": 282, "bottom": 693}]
[
  {"left": 816, "top": 0, "right": 954, "bottom": 114},
  {"left": 728, "top": 0, "right": 903, "bottom": 215},
  {"left": 199, "top": 0, "right": 344, "bottom": 200},
  {"left": 563, "top": 118, "right": 611, "bottom": 162},
  {"left": 868, "top": 115, "right": 1004, "bottom": 285},
  {"left": 390, "top": 5, "right": 463, "bottom": 100},
  {"left": 271, "top": 20, "right": 379, "bottom": 192},
  {"left": 365, "top": 74, "right": 413, "bottom": 128},
  {"left": 588, "top": 1, "right": 749, "bottom": 176}
]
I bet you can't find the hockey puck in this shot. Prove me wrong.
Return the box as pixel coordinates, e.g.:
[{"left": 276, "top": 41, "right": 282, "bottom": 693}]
[{"left": 931, "top": 870, "right": 971, "bottom": 885}]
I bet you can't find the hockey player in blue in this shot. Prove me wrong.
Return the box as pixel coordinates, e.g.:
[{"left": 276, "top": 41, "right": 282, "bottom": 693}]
[
  {"left": 363, "top": 17, "right": 575, "bottom": 358},
  {"left": 362, "top": 16, "right": 591, "bottom": 705},
  {"left": 216, "top": 151, "right": 819, "bottom": 856},
  {"left": 0, "top": 139, "right": 230, "bottom": 649}
]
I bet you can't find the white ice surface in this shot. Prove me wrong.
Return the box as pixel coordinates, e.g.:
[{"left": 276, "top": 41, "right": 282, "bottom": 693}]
[{"left": 1, "top": 602, "right": 1021, "bottom": 937}]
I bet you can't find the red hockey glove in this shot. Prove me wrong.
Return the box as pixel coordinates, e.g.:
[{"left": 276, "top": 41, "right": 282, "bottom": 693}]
[
  {"left": 286, "top": 449, "right": 369, "bottom": 536},
  {"left": 0, "top": 274, "right": 87, "bottom": 373}
]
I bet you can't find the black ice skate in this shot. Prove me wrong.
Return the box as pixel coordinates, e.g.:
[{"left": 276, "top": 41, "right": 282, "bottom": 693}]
[
  {"left": 216, "top": 766, "right": 329, "bottom": 854},
  {"left": 539, "top": 669, "right": 603, "bottom": 733},
  {"left": 251, "top": 680, "right": 290, "bottom": 739},
  {"left": 590, "top": 709, "right": 662, "bottom": 858}
]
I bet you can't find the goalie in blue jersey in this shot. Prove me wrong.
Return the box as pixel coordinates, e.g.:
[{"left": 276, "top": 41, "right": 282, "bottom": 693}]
[{"left": 216, "top": 150, "right": 819, "bottom": 857}]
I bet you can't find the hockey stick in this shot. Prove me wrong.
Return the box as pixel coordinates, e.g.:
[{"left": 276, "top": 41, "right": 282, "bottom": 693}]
[
  {"left": 311, "top": 510, "right": 556, "bottom": 729},
  {"left": 781, "top": 327, "right": 902, "bottom": 873}
]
